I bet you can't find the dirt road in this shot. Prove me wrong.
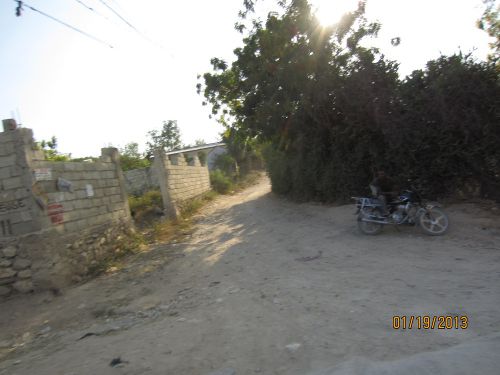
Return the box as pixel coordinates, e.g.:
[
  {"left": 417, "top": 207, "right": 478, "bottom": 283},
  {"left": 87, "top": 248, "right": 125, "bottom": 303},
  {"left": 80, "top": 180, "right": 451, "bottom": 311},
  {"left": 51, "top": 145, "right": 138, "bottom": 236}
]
[{"left": 1, "top": 176, "right": 499, "bottom": 375}]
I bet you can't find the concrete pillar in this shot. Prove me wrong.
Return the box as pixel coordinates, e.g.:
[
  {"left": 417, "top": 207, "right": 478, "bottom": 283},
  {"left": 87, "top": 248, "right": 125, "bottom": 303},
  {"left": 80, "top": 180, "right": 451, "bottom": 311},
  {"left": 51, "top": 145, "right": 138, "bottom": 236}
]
[
  {"left": 153, "top": 149, "right": 179, "bottom": 219},
  {"left": 169, "top": 153, "right": 187, "bottom": 166},
  {"left": 2, "top": 119, "right": 17, "bottom": 132},
  {"left": 0, "top": 124, "right": 42, "bottom": 237},
  {"left": 100, "top": 148, "right": 132, "bottom": 222},
  {"left": 185, "top": 152, "right": 201, "bottom": 166}
]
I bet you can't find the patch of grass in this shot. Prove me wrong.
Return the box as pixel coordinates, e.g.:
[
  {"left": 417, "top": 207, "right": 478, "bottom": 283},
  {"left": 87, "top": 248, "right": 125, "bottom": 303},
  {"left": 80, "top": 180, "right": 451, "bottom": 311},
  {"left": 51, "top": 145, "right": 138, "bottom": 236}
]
[
  {"left": 233, "top": 170, "right": 262, "bottom": 191},
  {"left": 129, "top": 190, "right": 163, "bottom": 212},
  {"left": 180, "top": 190, "right": 218, "bottom": 217},
  {"left": 148, "top": 190, "right": 218, "bottom": 244},
  {"left": 128, "top": 190, "right": 163, "bottom": 224},
  {"left": 87, "top": 229, "right": 147, "bottom": 276},
  {"left": 151, "top": 218, "right": 189, "bottom": 244},
  {"left": 211, "top": 167, "right": 263, "bottom": 196}
]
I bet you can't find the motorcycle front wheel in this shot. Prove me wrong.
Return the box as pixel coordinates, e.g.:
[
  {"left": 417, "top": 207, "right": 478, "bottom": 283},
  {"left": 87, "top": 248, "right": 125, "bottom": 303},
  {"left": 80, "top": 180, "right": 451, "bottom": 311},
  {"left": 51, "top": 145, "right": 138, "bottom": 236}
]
[
  {"left": 419, "top": 207, "right": 449, "bottom": 236},
  {"left": 358, "top": 207, "right": 384, "bottom": 235}
]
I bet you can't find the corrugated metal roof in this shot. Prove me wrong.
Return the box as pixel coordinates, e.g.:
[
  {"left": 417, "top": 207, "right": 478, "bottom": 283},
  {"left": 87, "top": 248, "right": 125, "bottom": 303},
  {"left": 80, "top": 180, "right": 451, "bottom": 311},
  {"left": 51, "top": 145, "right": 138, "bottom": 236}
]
[{"left": 164, "top": 142, "right": 226, "bottom": 155}]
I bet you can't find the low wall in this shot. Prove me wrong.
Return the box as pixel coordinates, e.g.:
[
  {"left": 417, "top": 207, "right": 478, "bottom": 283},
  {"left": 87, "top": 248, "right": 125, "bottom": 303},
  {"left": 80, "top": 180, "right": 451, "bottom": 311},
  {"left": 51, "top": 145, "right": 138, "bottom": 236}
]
[
  {"left": 1, "top": 219, "right": 132, "bottom": 294},
  {"left": 123, "top": 167, "right": 159, "bottom": 196},
  {"left": 0, "top": 127, "right": 39, "bottom": 238},
  {"left": 153, "top": 150, "right": 211, "bottom": 218},
  {"left": 31, "top": 160, "right": 129, "bottom": 232},
  {"left": 0, "top": 244, "right": 33, "bottom": 296},
  {"left": 0, "top": 125, "right": 133, "bottom": 297}
]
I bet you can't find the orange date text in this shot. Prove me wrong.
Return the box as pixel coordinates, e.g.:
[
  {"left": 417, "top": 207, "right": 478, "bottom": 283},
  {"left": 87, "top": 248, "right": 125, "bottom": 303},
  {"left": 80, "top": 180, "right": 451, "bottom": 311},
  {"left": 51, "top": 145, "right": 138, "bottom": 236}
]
[{"left": 392, "top": 315, "right": 468, "bottom": 330}]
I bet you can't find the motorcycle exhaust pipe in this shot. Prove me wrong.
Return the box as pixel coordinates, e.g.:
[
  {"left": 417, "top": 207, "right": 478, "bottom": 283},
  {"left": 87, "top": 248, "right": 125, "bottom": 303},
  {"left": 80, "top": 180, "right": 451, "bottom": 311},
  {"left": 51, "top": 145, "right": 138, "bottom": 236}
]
[{"left": 360, "top": 218, "right": 387, "bottom": 224}]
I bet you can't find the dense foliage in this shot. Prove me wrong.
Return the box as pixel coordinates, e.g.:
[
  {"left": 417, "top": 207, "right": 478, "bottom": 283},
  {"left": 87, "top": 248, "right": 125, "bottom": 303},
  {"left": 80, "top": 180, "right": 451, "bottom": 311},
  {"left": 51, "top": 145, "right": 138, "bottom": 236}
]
[
  {"left": 210, "top": 169, "right": 234, "bottom": 194},
  {"left": 391, "top": 55, "right": 499, "bottom": 198},
  {"left": 478, "top": 0, "right": 500, "bottom": 64},
  {"left": 145, "top": 120, "right": 182, "bottom": 159},
  {"left": 200, "top": 0, "right": 500, "bottom": 201},
  {"left": 36, "top": 136, "right": 71, "bottom": 161},
  {"left": 121, "top": 120, "right": 184, "bottom": 170},
  {"left": 119, "top": 142, "right": 151, "bottom": 171}
]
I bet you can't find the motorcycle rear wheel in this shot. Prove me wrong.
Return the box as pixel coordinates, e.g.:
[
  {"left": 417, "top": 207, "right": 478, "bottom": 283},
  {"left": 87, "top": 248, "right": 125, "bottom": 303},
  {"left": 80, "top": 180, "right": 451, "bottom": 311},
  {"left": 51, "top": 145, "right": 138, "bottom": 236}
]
[
  {"left": 358, "top": 207, "right": 384, "bottom": 235},
  {"left": 419, "top": 207, "right": 449, "bottom": 236}
]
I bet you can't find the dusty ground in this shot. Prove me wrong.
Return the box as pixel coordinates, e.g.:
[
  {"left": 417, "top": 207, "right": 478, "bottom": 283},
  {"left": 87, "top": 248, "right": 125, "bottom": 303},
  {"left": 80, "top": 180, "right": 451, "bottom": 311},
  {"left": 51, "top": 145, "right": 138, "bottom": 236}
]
[{"left": 1, "top": 176, "right": 499, "bottom": 375}]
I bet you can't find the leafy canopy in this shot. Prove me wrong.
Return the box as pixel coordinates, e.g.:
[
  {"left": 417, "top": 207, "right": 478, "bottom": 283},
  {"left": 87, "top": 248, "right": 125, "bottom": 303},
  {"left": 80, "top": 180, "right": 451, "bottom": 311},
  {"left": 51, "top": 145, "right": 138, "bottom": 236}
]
[
  {"left": 478, "top": 0, "right": 500, "bottom": 65},
  {"left": 119, "top": 142, "right": 151, "bottom": 171},
  {"left": 36, "top": 136, "right": 71, "bottom": 161},
  {"left": 199, "top": 0, "right": 499, "bottom": 201},
  {"left": 146, "top": 120, "right": 182, "bottom": 159}
]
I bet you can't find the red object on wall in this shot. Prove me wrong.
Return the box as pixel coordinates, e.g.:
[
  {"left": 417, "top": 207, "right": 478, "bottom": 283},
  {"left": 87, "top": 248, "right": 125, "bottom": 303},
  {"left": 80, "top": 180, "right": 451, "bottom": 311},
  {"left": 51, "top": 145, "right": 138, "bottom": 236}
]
[{"left": 47, "top": 203, "right": 64, "bottom": 225}]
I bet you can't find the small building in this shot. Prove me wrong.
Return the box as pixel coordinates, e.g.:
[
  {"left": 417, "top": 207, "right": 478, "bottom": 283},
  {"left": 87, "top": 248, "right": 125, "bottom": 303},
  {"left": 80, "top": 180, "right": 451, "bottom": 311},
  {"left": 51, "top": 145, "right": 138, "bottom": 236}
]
[{"left": 165, "top": 143, "right": 227, "bottom": 171}]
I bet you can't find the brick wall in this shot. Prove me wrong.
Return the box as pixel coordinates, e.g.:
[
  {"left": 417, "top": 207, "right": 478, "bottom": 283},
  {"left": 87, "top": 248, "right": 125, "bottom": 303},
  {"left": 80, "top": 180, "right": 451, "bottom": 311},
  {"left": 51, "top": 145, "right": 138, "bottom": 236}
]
[
  {"left": 153, "top": 150, "right": 211, "bottom": 218},
  {"left": 0, "top": 124, "right": 213, "bottom": 296},
  {"left": 123, "top": 167, "right": 159, "bottom": 196},
  {"left": 0, "top": 124, "right": 133, "bottom": 297},
  {"left": 0, "top": 127, "right": 41, "bottom": 238},
  {"left": 31, "top": 157, "right": 129, "bottom": 232}
]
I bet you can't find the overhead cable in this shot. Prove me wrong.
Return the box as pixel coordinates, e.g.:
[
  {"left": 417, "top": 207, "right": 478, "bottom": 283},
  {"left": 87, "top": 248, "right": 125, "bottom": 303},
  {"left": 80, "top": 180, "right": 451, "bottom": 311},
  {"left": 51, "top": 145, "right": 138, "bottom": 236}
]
[
  {"left": 74, "top": 0, "right": 110, "bottom": 21},
  {"left": 97, "top": 0, "right": 141, "bottom": 33},
  {"left": 14, "top": 0, "right": 114, "bottom": 48},
  {"left": 97, "top": 0, "right": 164, "bottom": 50}
]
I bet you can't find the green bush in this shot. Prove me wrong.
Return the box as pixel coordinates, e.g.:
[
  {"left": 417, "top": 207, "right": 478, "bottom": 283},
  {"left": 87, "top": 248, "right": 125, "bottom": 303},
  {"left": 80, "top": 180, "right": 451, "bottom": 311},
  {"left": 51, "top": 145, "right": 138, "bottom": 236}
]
[
  {"left": 210, "top": 170, "right": 233, "bottom": 194},
  {"left": 214, "top": 153, "right": 238, "bottom": 178},
  {"left": 128, "top": 190, "right": 163, "bottom": 214},
  {"left": 119, "top": 142, "right": 151, "bottom": 171},
  {"left": 120, "top": 155, "right": 151, "bottom": 171}
]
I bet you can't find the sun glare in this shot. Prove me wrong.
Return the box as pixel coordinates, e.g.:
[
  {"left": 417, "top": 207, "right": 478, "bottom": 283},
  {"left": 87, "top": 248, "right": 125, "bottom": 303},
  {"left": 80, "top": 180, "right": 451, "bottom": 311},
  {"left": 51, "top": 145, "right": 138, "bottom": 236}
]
[{"left": 311, "top": 0, "right": 360, "bottom": 25}]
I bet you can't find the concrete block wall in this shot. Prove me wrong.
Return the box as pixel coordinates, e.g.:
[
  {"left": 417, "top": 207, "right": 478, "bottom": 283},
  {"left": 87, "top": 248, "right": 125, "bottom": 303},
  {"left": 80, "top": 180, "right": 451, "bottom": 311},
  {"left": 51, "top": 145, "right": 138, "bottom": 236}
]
[
  {"left": 165, "top": 152, "right": 211, "bottom": 203},
  {"left": 123, "top": 167, "right": 159, "bottom": 196},
  {"left": 153, "top": 150, "right": 211, "bottom": 218},
  {"left": 31, "top": 155, "right": 129, "bottom": 233},
  {"left": 0, "top": 128, "right": 42, "bottom": 238},
  {"left": 0, "top": 124, "right": 133, "bottom": 297},
  {"left": 0, "top": 243, "right": 33, "bottom": 296}
]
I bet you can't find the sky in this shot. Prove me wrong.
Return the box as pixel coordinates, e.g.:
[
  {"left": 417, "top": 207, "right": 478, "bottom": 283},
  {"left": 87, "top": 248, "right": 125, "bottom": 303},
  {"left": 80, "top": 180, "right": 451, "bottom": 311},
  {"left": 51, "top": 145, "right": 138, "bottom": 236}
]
[{"left": 0, "top": 0, "right": 494, "bottom": 157}]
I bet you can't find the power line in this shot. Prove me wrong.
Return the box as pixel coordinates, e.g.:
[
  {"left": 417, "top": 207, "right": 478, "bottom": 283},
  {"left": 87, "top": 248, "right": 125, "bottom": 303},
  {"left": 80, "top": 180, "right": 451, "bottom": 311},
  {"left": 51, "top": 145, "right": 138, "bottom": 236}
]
[
  {"left": 107, "top": 0, "right": 125, "bottom": 11},
  {"left": 97, "top": 0, "right": 141, "bottom": 34},
  {"left": 14, "top": 1, "right": 114, "bottom": 48},
  {"left": 75, "top": 0, "right": 94, "bottom": 12},
  {"left": 74, "top": 0, "right": 110, "bottom": 21},
  {"left": 96, "top": 0, "right": 165, "bottom": 50}
]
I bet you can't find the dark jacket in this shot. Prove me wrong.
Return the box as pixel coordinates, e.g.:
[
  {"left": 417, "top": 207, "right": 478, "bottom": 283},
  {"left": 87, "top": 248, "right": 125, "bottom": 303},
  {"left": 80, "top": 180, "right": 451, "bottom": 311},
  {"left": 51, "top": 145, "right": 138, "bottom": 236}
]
[{"left": 370, "top": 176, "right": 396, "bottom": 195}]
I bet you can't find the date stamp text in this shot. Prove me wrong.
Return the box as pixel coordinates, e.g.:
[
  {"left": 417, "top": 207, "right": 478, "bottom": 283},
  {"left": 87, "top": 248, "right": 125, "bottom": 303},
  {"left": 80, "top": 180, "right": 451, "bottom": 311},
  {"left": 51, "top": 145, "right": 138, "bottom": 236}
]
[{"left": 392, "top": 315, "right": 468, "bottom": 330}]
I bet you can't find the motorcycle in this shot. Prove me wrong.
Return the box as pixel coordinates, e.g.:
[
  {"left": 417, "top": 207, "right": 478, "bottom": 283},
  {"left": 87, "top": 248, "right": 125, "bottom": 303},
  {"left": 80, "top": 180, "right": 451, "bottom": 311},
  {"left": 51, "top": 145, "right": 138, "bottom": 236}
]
[{"left": 352, "top": 186, "right": 449, "bottom": 236}]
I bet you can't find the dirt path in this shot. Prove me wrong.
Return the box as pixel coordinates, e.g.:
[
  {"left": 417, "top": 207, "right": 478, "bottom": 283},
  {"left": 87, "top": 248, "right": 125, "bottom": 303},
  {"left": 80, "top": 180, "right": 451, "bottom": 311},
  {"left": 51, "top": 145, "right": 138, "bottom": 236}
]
[{"left": 1, "top": 176, "right": 499, "bottom": 375}]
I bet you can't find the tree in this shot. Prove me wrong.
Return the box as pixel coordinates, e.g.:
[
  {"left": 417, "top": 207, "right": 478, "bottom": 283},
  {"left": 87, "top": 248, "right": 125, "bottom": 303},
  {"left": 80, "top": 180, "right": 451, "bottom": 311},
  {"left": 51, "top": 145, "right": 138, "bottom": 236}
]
[
  {"left": 145, "top": 120, "right": 182, "bottom": 159},
  {"left": 478, "top": 0, "right": 499, "bottom": 64},
  {"left": 199, "top": 0, "right": 499, "bottom": 201},
  {"left": 391, "top": 53, "right": 499, "bottom": 197},
  {"left": 119, "top": 142, "right": 151, "bottom": 171},
  {"left": 184, "top": 139, "right": 207, "bottom": 148},
  {"left": 199, "top": 0, "right": 396, "bottom": 200},
  {"left": 36, "top": 136, "right": 71, "bottom": 161}
]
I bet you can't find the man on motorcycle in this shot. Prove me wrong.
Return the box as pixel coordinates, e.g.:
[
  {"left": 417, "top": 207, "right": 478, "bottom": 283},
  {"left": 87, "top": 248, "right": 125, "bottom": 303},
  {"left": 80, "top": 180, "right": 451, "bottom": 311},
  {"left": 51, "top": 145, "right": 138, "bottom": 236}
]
[{"left": 369, "top": 170, "right": 398, "bottom": 216}]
